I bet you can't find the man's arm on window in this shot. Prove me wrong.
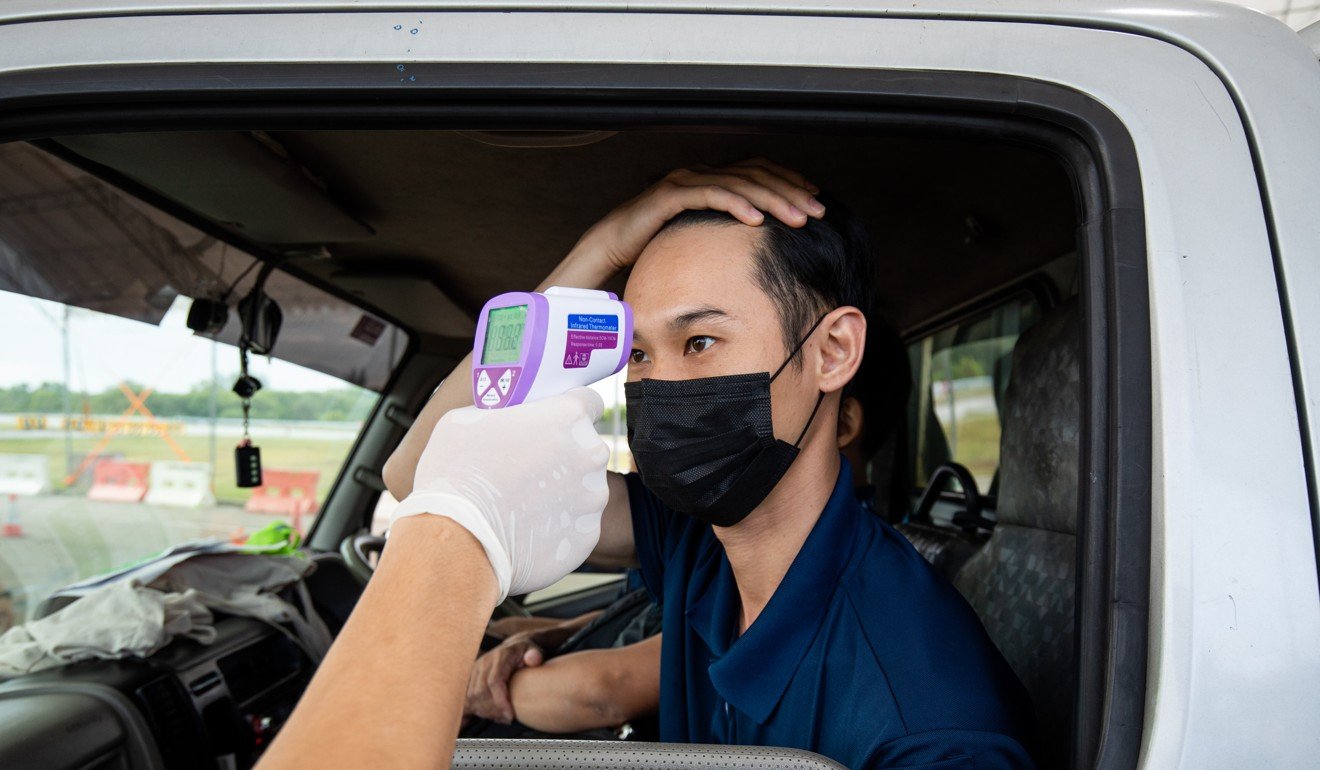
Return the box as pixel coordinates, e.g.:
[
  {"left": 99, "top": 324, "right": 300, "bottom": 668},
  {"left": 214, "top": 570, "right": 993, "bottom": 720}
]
[{"left": 588, "top": 472, "right": 637, "bottom": 568}]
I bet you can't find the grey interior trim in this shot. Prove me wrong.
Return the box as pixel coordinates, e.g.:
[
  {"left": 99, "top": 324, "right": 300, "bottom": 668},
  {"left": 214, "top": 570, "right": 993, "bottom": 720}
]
[
  {"left": 452, "top": 739, "right": 846, "bottom": 770},
  {"left": 56, "top": 132, "right": 373, "bottom": 244},
  {"left": 308, "top": 348, "right": 458, "bottom": 548},
  {"left": 0, "top": 682, "right": 165, "bottom": 769}
]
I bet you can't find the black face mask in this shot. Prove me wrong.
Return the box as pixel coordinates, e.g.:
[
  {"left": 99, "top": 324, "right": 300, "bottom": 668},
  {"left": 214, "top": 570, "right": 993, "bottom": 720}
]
[{"left": 624, "top": 316, "right": 828, "bottom": 527}]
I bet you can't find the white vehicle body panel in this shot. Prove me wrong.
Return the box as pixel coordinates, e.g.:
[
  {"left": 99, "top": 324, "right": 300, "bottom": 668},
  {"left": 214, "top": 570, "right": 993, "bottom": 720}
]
[{"left": 0, "top": 2, "right": 1316, "bottom": 766}]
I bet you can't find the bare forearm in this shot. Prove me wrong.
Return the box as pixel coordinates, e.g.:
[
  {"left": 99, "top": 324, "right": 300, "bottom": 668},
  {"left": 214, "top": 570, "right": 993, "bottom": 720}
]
[
  {"left": 587, "top": 472, "right": 639, "bottom": 568},
  {"left": 506, "top": 653, "right": 620, "bottom": 733},
  {"left": 258, "top": 517, "right": 498, "bottom": 770},
  {"left": 383, "top": 361, "right": 476, "bottom": 498},
  {"left": 507, "top": 639, "right": 661, "bottom": 733}
]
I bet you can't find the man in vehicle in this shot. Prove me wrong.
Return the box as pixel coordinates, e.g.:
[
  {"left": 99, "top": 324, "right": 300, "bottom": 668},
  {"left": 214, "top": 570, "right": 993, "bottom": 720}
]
[
  {"left": 460, "top": 307, "right": 911, "bottom": 738},
  {"left": 385, "top": 159, "right": 1035, "bottom": 768}
]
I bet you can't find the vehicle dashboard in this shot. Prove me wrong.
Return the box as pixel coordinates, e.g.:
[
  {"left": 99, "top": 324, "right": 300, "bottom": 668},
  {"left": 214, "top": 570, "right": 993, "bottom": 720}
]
[{"left": 0, "top": 554, "right": 363, "bottom": 770}]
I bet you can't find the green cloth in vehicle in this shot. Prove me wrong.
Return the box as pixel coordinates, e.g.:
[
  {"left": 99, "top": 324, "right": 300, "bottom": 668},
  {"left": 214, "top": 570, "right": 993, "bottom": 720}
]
[{"left": 241, "top": 521, "right": 301, "bottom": 555}]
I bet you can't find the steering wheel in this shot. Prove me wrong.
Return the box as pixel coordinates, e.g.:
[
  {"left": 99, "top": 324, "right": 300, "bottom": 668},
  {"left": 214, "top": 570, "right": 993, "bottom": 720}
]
[
  {"left": 913, "top": 462, "right": 996, "bottom": 533},
  {"left": 337, "top": 532, "right": 531, "bottom": 618}
]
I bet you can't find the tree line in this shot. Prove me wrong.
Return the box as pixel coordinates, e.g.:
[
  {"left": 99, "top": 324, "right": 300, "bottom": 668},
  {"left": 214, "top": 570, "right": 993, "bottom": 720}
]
[
  {"left": 0, "top": 382, "right": 375, "bottom": 423},
  {"left": 1, "top": 382, "right": 629, "bottom": 427}
]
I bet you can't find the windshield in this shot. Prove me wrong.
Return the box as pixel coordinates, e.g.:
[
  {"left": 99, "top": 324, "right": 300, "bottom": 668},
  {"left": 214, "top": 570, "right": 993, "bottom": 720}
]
[{"left": 0, "top": 141, "right": 406, "bottom": 632}]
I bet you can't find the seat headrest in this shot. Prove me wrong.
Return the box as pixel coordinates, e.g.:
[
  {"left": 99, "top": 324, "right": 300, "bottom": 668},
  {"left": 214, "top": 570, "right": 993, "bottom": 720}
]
[{"left": 996, "top": 299, "right": 1081, "bottom": 534}]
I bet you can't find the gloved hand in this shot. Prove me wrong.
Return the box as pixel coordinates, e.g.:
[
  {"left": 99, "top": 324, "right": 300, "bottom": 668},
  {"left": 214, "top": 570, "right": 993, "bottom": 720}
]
[{"left": 388, "top": 388, "right": 611, "bottom": 603}]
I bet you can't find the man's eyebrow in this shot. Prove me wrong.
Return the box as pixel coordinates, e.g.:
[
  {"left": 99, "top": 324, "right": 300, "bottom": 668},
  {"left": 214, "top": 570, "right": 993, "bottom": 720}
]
[
  {"left": 668, "top": 307, "right": 731, "bottom": 332},
  {"left": 631, "top": 306, "right": 732, "bottom": 346}
]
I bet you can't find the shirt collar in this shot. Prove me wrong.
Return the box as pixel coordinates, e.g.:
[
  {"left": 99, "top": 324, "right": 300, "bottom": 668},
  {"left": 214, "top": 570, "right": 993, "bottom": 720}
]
[{"left": 686, "top": 457, "right": 864, "bottom": 725}]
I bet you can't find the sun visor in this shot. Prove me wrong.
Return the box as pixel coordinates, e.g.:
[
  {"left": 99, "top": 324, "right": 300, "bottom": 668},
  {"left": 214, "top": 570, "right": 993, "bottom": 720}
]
[
  {"left": 329, "top": 264, "right": 475, "bottom": 338},
  {"left": 54, "top": 132, "right": 373, "bottom": 245},
  {"left": 0, "top": 141, "right": 404, "bottom": 391}
]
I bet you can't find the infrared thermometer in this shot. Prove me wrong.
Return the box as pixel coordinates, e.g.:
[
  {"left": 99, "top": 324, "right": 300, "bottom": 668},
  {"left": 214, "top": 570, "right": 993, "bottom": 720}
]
[{"left": 472, "top": 286, "right": 633, "bottom": 408}]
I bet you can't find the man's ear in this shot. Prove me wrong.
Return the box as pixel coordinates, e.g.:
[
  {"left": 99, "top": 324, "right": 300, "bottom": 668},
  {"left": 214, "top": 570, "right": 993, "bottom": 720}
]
[{"left": 814, "top": 306, "right": 866, "bottom": 395}]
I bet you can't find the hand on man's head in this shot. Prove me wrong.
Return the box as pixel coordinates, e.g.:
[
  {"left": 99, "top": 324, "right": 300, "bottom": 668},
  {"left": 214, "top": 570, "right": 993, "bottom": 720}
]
[{"left": 576, "top": 158, "right": 825, "bottom": 275}]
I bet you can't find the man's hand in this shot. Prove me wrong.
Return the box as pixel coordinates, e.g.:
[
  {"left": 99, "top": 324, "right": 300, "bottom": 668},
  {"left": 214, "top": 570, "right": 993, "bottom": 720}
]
[
  {"left": 586, "top": 158, "right": 824, "bottom": 271},
  {"left": 543, "top": 158, "right": 825, "bottom": 290},
  {"left": 465, "top": 633, "right": 546, "bottom": 724}
]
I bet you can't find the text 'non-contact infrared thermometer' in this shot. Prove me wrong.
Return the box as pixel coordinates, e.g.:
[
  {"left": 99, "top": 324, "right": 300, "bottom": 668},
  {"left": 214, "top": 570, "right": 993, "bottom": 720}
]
[{"left": 472, "top": 286, "right": 633, "bottom": 408}]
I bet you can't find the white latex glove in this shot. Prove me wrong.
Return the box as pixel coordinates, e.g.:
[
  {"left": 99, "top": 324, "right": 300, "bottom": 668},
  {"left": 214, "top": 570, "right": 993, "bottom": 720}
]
[{"left": 387, "top": 388, "right": 610, "bottom": 603}]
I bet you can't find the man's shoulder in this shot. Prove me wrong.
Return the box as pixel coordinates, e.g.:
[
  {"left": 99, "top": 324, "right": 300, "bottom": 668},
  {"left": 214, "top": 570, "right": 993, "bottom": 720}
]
[{"left": 840, "top": 519, "right": 1033, "bottom": 738}]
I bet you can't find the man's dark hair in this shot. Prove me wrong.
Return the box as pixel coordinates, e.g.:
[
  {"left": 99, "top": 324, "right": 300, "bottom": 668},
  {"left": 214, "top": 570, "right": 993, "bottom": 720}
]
[
  {"left": 661, "top": 194, "right": 877, "bottom": 365},
  {"left": 844, "top": 316, "right": 911, "bottom": 459}
]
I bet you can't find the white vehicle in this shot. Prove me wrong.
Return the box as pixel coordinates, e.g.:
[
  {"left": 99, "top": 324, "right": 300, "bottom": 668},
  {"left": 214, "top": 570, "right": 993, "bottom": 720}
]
[{"left": 0, "top": 1, "right": 1315, "bottom": 768}]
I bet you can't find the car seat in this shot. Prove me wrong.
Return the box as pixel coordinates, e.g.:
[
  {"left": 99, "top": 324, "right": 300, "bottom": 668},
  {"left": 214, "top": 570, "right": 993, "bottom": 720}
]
[{"left": 951, "top": 298, "right": 1080, "bottom": 768}]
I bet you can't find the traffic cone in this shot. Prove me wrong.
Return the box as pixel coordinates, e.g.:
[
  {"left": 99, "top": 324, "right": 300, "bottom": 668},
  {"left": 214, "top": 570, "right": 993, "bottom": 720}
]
[{"left": 2, "top": 494, "right": 22, "bottom": 538}]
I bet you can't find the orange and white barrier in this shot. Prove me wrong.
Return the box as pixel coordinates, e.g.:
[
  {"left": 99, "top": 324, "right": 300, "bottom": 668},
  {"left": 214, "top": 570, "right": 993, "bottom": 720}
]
[
  {"left": 87, "top": 460, "right": 151, "bottom": 503},
  {"left": 246, "top": 469, "right": 320, "bottom": 532}
]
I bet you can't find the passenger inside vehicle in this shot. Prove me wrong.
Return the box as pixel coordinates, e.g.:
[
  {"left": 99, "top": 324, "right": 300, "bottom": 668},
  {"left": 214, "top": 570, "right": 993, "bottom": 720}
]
[
  {"left": 460, "top": 312, "right": 909, "bottom": 740},
  {"left": 0, "top": 126, "right": 1085, "bottom": 769},
  {"left": 385, "top": 159, "right": 1037, "bottom": 768}
]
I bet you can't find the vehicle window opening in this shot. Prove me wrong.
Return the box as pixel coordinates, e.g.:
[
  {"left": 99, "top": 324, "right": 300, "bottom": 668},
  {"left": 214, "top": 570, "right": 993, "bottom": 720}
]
[{"left": 0, "top": 68, "right": 1149, "bottom": 770}]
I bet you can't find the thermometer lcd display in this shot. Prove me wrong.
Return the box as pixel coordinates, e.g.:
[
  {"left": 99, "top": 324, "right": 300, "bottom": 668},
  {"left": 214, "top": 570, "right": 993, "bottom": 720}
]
[{"left": 482, "top": 304, "right": 528, "bottom": 364}]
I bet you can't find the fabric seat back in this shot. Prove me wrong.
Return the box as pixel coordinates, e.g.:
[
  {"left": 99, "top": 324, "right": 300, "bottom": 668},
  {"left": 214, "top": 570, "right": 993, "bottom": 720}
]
[{"left": 952, "top": 300, "right": 1081, "bottom": 768}]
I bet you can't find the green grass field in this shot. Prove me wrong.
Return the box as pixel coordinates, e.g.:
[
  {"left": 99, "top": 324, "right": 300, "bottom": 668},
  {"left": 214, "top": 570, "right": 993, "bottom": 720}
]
[
  {"left": 952, "top": 413, "right": 1001, "bottom": 490},
  {"left": 2, "top": 434, "right": 355, "bottom": 505}
]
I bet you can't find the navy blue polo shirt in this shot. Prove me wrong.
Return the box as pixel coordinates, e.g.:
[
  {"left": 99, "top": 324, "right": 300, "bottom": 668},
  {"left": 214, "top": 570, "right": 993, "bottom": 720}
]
[{"left": 626, "top": 459, "right": 1036, "bottom": 769}]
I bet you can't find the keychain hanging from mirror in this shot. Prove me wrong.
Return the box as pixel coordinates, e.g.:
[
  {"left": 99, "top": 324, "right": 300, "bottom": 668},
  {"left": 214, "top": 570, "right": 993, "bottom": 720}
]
[{"left": 234, "top": 344, "right": 263, "bottom": 488}]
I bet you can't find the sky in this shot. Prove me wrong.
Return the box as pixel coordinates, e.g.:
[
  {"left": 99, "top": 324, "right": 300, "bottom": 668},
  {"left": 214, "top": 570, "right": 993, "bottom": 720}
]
[
  {"left": 0, "top": 289, "right": 627, "bottom": 407},
  {"left": 1229, "top": 0, "right": 1320, "bottom": 29},
  {"left": 2, "top": 290, "right": 354, "bottom": 394}
]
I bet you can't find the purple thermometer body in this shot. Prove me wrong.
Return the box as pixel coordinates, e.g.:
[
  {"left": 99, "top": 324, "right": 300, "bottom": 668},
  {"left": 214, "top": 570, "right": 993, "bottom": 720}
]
[{"left": 472, "top": 287, "right": 633, "bottom": 409}]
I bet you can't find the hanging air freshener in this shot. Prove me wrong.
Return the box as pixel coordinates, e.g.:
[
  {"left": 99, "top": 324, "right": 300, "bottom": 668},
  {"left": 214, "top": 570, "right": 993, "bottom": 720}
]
[
  {"left": 229, "top": 258, "right": 283, "bottom": 489},
  {"left": 235, "top": 438, "right": 262, "bottom": 488},
  {"left": 233, "top": 345, "right": 264, "bottom": 488}
]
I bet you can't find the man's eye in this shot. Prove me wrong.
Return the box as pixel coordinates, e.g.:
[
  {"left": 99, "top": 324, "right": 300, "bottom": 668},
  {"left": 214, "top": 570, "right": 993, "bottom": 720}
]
[
  {"left": 630, "top": 349, "right": 650, "bottom": 364},
  {"left": 685, "top": 336, "right": 716, "bottom": 355}
]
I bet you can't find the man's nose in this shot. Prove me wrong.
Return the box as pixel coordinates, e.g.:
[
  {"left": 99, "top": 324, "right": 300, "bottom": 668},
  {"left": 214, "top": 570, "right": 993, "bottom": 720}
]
[{"left": 646, "top": 358, "right": 689, "bottom": 382}]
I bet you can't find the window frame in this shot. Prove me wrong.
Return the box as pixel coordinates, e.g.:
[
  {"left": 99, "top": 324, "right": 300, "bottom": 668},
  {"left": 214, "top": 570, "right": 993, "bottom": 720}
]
[{"left": 0, "top": 63, "right": 1152, "bottom": 769}]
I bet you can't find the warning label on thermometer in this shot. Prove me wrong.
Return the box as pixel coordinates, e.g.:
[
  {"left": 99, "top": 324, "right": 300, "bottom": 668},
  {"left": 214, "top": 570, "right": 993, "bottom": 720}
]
[
  {"left": 564, "top": 331, "right": 617, "bottom": 369},
  {"left": 568, "top": 314, "right": 620, "bottom": 332}
]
